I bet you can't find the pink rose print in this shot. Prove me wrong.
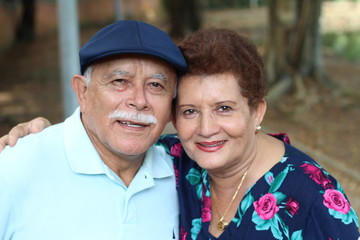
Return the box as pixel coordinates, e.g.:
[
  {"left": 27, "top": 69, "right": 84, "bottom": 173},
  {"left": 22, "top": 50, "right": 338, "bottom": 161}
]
[
  {"left": 285, "top": 197, "right": 299, "bottom": 216},
  {"left": 201, "top": 196, "right": 211, "bottom": 222},
  {"left": 323, "top": 189, "right": 351, "bottom": 214},
  {"left": 170, "top": 143, "right": 183, "bottom": 157},
  {"left": 301, "top": 163, "right": 334, "bottom": 189},
  {"left": 179, "top": 227, "right": 188, "bottom": 240},
  {"left": 253, "top": 193, "right": 279, "bottom": 220}
]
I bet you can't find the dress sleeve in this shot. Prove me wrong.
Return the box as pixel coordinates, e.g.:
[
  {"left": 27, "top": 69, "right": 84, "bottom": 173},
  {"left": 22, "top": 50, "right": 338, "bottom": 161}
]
[{"left": 303, "top": 191, "right": 359, "bottom": 240}]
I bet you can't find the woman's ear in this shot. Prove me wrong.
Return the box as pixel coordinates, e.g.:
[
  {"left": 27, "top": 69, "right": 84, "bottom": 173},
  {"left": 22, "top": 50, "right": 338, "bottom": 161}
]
[
  {"left": 71, "top": 74, "right": 88, "bottom": 112},
  {"left": 255, "top": 99, "right": 267, "bottom": 126}
]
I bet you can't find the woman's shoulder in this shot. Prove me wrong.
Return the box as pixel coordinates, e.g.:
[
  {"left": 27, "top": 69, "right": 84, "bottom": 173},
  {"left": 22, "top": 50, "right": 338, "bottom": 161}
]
[
  {"left": 274, "top": 143, "right": 337, "bottom": 191},
  {"left": 250, "top": 142, "right": 359, "bottom": 238},
  {"left": 257, "top": 140, "right": 350, "bottom": 206}
]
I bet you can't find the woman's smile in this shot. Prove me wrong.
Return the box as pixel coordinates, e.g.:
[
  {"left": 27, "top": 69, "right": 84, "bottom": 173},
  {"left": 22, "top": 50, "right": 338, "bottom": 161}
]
[{"left": 195, "top": 140, "right": 227, "bottom": 152}]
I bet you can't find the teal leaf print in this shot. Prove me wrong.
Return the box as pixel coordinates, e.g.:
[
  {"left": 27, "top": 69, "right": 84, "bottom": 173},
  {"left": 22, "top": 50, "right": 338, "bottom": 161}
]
[
  {"left": 252, "top": 211, "right": 273, "bottom": 230},
  {"left": 351, "top": 208, "right": 359, "bottom": 228},
  {"left": 190, "top": 218, "right": 202, "bottom": 240},
  {"left": 186, "top": 168, "right": 201, "bottom": 185},
  {"left": 290, "top": 230, "right": 303, "bottom": 240},
  {"left": 329, "top": 208, "right": 358, "bottom": 225},
  {"left": 195, "top": 184, "right": 202, "bottom": 200},
  {"left": 201, "top": 170, "right": 211, "bottom": 197},
  {"left": 328, "top": 208, "right": 349, "bottom": 223},
  {"left": 269, "top": 166, "right": 290, "bottom": 193},
  {"left": 276, "top": 214, "right": 289, "bottom": 239},
  {"left": 280, "top": 156, "right": 288, "bottom": 163},
  {"left": 232, "top": 217, "right": 240, "bottom": 226},
  {"left": 234, "top": 193, "right": 254, "bottom": 227},
  {"left": 252, "top": 212, "right": 285, "bottom": 240},
  {"left": 241, "top": 193, "right": 254, "bottom": 214},
  {"left": 273, "top": 192, "right": 286, "bottom": 204},
  {"left": 265, "top": 172, "right": 274, "bottom": 186},
  {"left": 336, "top": 181, "right": 345, "bottom": 194},
  {"left": 270, "top": 222, "right": 283, "bottom": 240}
]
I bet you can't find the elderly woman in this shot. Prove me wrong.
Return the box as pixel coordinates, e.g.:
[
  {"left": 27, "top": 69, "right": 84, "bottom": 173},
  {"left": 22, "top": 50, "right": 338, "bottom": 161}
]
[
  {"left": 1, "top": 28, "right": 359, "bottom": 239},
  {"left": 160, "top": 28, "right": 359, "bottom": 239}
]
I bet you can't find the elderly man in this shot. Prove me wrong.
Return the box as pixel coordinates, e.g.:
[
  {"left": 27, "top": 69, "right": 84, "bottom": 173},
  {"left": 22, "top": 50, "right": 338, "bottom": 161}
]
[{"left": 0, "top": 20, "right": 187, "bottom": 239}]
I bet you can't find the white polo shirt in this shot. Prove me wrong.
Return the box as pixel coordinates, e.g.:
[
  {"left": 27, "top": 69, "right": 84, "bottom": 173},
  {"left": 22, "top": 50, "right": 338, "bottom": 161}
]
[{"left": 0, "top": 108, "right": 179, "bottom": 240}]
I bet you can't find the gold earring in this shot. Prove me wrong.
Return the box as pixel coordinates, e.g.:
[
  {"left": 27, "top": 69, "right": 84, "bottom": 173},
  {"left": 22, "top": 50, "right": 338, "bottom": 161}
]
[{"left": 255, "top": 125, "right": 262, "bottom": 134}]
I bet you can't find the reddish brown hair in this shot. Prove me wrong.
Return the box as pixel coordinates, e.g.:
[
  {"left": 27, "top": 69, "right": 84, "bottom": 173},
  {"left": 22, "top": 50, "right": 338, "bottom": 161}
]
[{"left": 178, "top": 28, "right": 267, "bottom": 110}]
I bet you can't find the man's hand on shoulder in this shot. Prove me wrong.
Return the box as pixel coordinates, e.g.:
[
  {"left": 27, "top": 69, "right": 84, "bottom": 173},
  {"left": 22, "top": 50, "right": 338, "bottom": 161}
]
[{"left": 0, "top": 117, "right": 51, "bottom": 152}]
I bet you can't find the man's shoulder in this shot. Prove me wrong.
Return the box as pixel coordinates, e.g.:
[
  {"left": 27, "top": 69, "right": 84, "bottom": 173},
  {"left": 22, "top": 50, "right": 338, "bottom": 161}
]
[{"left": 0, "top": 123, "right": 65, "bottom": 167}]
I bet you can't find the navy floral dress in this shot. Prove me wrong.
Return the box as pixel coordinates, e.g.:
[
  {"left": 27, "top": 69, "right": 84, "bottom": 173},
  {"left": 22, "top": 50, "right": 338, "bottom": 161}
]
[{"left": 156, "top": 134, "right": 360, "bottom": 240}]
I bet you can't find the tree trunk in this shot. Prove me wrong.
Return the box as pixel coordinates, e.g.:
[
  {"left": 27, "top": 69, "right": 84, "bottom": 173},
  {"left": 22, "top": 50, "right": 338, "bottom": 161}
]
[
  {"left": 163, "top": 0, "right": 203, "bottom": 41},
  {"left": 16, "top": 0, "right": 36, "bottom": 42},
  {"left": 265, "top": 0, "right": 328, "bottom": 102}
]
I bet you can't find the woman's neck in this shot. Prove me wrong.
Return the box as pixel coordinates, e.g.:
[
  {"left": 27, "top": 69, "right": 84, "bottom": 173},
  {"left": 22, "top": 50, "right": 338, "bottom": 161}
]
[
  {"left": 208, "top": 148, "right": 256, "bottom": 238},
  {"left": 208, "top": 133, "right": 285, "bottom": 237}
]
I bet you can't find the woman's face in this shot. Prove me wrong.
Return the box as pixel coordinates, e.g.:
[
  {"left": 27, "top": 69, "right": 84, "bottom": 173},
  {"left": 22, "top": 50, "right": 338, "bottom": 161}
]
[{"left": 174, "top": 72, "right": 265, "bottom": 172}]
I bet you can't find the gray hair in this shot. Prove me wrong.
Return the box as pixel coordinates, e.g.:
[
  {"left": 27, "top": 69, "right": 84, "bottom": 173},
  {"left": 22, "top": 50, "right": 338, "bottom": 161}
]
[{"left": 83, "top": 66, "right": 92, "bottom": 86}]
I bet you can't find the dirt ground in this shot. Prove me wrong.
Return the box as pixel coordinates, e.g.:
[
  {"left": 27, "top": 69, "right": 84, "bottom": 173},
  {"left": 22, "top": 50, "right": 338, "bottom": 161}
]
[{"left": 0, "top": 7, "right": 359, "bottom": 215}]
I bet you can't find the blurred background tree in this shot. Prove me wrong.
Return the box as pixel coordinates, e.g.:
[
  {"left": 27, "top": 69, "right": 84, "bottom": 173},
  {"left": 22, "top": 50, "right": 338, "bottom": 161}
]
[
  {"left": 162, "top": 0, "right": 203, "bottom": 41},
  {"left": 265, "top": 0, "right": 326, "bottom": 103},
  {"left": 16, "top": 0, "right": 36, "bottom": 42},
  {"left": 1, "top": 0, "right": 36, "bottom": 42}
]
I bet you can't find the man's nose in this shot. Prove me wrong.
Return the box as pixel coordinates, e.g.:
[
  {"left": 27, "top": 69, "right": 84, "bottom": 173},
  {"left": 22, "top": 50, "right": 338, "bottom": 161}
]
[{"left": 127, "top": 86, "right": 148, "bottom": 111}]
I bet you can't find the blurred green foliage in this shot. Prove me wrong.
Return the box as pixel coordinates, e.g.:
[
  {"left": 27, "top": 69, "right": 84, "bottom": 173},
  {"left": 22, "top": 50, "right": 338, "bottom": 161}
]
[
  {"left": 325, "top": 0, "right": 359, "bottom": 2},
  {"left": 206, "top": 0, "right": 267, "bottom": 9},
  {"left": 323, "top": 32, "right": 360, "bottom": 62},
  {"left": 206, "top": 0, "right": 359, "bottom": 10}
]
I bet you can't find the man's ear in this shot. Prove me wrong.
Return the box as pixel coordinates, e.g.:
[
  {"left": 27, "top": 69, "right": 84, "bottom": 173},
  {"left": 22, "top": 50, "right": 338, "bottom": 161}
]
[{"left": 71, "top": 74, "right": 88, "bottom": 111}]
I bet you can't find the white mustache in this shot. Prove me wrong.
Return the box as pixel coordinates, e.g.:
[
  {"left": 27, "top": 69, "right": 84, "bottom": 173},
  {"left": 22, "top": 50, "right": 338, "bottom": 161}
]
[{"left": 108, "top": 110, "right": 158, "bottom": 125}]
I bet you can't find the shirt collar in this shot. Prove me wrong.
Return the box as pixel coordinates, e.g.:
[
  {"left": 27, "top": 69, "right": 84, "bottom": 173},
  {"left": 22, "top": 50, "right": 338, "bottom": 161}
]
[{"left": 141, "top": 144, "right": 175, "bottom": 179}]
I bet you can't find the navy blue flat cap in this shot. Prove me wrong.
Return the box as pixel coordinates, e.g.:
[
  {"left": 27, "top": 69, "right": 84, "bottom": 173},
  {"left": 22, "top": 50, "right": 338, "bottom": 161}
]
[{"left": 79, "top": 20, "right": 188, "bottom": 74}]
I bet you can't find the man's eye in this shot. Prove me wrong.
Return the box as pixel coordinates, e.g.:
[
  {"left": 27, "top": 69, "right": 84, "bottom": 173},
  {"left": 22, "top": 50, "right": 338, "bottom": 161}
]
[
  {"left": 113, "top": 79, "right": 127, "bottom": 84},
  {"left": 150, "top": 82, "right": 163, "bottom": 88}
]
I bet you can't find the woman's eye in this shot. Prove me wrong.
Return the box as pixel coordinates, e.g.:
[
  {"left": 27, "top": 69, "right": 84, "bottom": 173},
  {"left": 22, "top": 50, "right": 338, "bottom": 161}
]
[
  {"left": 218, "top": 106, "right": 232, "bottom": 112},
  {"left": 184, "top": 109, "right": 194, "bottom": 114},
  {"left": 183, "top": 109, "right": 196, "bottom": 115}
]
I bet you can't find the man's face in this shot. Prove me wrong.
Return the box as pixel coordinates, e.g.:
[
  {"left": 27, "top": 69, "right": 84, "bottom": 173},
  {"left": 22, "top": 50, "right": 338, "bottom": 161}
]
[{"left": 79, "top": 54, "right": 177, "bottom": 162}]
